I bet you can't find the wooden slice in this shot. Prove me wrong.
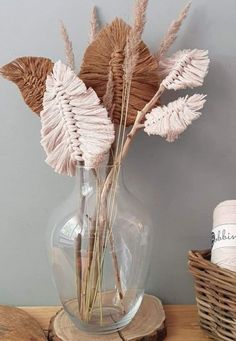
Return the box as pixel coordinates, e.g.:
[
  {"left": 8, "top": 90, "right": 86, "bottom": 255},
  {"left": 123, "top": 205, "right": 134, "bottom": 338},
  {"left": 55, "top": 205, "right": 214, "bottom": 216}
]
[
  {"left": 0, "top": 305, "right": 47, "bottom": 340},
  {"left": 48, "top": 294, "right": 166, "bottom": 341}
]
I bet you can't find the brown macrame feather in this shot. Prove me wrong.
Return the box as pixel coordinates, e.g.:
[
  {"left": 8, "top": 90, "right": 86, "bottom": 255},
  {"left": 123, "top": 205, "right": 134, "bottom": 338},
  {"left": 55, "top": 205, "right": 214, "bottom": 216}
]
[
  {"left": 79, "top": 18, "right": 160, "bottom": 126},
  {"left": 0, "top": 57, "right": 54, "bottom": 114}
]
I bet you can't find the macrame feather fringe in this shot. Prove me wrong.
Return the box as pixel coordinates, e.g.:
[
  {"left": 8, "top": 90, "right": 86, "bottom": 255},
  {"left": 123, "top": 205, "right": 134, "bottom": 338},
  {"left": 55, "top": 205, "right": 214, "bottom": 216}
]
[
  {"left": 160, "top": 49, "right": 209, "bottom": 90},
  {"left": 0, "top": 57, "right": 53, "bottom": 114},
  {"left": 41, "top": 60, "right": 115, "bottom": 175},
  {"left": 144, "top": 94, "right": 206, "bottom": 142},
  {"left": 80, "top": 18, "right": 159, "bottom": 126}
]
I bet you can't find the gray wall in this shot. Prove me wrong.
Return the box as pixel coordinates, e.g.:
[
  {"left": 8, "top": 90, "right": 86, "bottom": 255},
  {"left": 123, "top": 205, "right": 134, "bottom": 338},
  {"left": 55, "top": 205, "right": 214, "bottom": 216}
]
[{"left": 0, "top": 0, "right": 234, "bottom": 305}]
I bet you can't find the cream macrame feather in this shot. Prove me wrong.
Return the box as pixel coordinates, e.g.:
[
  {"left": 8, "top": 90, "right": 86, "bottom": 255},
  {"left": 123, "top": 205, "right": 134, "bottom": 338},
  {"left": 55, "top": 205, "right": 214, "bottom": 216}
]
[
  {"left": 159, "top": 49, "right": 209, "bottom": 90},
  {"left": 144, "top": 94, "right": 206, "bottom": 142},
  {"left": 40, "top": 60, "right": 115, "bottom": 176}
]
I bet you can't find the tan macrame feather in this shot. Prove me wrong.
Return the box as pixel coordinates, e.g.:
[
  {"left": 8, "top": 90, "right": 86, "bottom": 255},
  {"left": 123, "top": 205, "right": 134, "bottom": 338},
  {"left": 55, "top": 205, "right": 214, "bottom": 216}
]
[
  {"left": 41, "top": 60, "right": 115, "bottom": 176},
  {"left": 79, "top": 18, "right": 160, "bottom": 126},
  {"left": 0, "top": 57, "right": 53, "bottom": 114}
]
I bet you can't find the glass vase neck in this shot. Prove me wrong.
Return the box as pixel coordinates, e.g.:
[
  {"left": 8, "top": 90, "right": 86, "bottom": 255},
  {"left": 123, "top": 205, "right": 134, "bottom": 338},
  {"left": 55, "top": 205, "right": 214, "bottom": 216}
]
[{"left": 75, "top": 164, "right": 124, "bottom": 185}]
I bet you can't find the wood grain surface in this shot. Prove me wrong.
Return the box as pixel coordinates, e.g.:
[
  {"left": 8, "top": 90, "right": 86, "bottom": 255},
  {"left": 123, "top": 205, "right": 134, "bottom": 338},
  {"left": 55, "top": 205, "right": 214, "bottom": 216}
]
[{"left": 20, "top": 305, "right": 211, "bottom": 341}]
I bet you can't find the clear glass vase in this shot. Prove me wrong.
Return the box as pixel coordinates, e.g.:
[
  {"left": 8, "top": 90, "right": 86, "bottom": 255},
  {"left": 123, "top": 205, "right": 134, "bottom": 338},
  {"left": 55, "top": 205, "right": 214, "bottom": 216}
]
[{"left": 49, "top": 165, "right": 153, "bottom": 334}]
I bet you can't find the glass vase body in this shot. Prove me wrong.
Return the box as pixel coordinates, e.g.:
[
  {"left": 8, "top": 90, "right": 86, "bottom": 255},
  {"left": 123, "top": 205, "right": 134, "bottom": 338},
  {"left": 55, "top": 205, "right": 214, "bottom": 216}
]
[{"left": 50, "top": 166, "right": 153, "bottom": 334}]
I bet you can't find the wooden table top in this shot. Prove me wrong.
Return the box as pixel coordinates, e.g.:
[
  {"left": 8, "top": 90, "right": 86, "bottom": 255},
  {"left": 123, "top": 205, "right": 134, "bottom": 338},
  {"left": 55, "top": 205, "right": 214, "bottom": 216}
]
[{"left": 20, "top": 305, "right": 211, "bottom": 340}]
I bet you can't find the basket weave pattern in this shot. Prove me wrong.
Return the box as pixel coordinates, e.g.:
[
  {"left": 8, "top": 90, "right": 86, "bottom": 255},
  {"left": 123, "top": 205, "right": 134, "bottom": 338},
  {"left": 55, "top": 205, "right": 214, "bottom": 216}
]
[{"left": 188, "top": 250, "right": 236, "bottom": 341}]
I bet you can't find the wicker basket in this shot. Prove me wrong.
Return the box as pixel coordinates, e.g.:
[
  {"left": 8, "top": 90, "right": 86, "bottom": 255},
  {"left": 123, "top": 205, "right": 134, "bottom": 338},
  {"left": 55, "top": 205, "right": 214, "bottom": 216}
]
[{"left": 188, "top": 249, "right": 236, "bottom": 341}]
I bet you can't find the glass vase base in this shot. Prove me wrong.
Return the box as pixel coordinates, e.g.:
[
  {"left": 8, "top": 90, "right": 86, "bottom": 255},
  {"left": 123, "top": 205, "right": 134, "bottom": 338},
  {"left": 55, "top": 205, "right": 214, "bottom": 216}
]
[
  {"left": 49, "top": 294, "right": 166, "bottom": 339},
  {"left": 63, "top": 294, "right": 143, "bottom": 334}
]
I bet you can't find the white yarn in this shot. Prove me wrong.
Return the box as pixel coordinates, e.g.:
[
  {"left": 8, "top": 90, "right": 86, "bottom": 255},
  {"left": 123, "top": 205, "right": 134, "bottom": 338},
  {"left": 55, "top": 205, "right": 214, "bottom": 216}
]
[
  {"left": 211, "top": 248, "right": 236, "bottom": 272},
  {"left": 211, "top": 200, "right": 236, "bottom": 272}
]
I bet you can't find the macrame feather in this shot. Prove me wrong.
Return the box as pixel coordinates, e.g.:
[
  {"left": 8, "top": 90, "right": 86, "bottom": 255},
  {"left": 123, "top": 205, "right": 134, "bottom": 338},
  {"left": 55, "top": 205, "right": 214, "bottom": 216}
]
[
  {"left": 41, "top": 60, "right": 115, "bottom": 176},
  {"left": 144, "top": 94, "right": 206, "bottom": 142},
  {"left": 160, "top": 49, "right": 209, "bottom": 90},
  {"left": 79, "top": 18, "right": 159, "bottom": 126},
  {"left": 0, "top": 57, "right": 53, "bottom": 114}
]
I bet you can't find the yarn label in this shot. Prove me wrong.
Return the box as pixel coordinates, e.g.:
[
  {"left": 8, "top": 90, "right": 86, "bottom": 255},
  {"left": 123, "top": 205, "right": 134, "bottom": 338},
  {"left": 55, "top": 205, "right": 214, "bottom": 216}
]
[{"left": 212, "top": 224, "right": 236, "bottom": 250}]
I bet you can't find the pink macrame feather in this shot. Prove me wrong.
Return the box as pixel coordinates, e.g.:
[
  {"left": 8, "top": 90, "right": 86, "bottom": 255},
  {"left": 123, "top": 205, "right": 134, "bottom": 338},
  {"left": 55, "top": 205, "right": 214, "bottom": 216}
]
[
  {"left": 144, "top": 94, "right": 206, "bottom": 142},
  {"left": 40, "top": 60, "right": 115, "bottom": 176},
  {"left": 160, "top": 49, "right": 209, "bottom": 90}
]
